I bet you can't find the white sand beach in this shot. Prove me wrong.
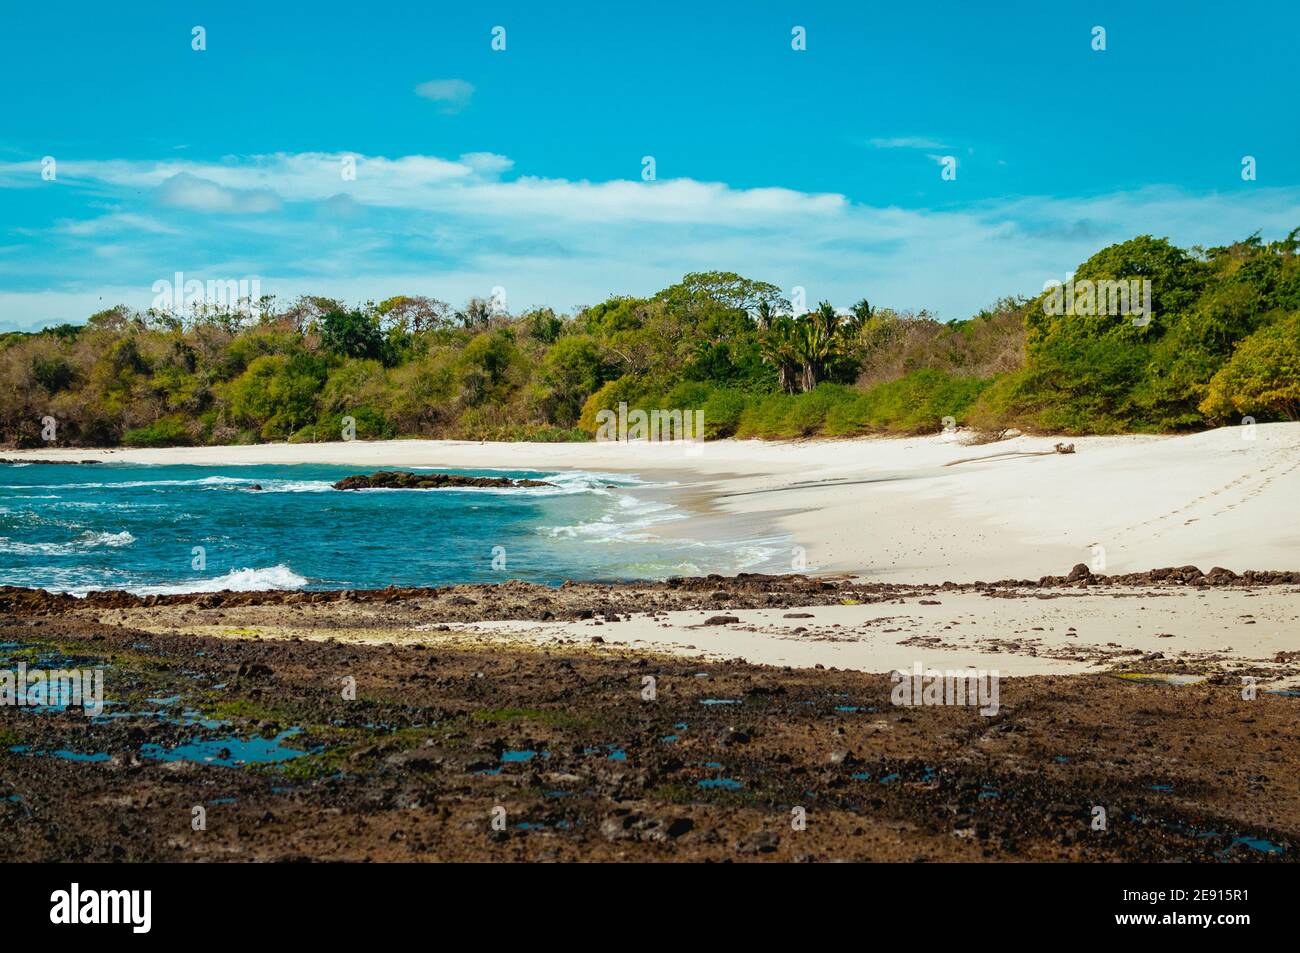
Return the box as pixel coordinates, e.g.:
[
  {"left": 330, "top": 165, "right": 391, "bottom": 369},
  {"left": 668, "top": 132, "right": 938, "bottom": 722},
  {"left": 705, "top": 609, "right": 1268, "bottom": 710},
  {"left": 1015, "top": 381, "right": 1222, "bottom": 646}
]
[{"left": 6, "top": 421, "right": 1298, "bottom": 583}]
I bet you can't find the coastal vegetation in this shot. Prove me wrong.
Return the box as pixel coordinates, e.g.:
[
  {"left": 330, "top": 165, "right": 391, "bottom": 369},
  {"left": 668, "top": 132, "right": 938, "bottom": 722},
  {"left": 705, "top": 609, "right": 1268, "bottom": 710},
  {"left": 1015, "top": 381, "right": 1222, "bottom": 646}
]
[{"left": 1, "top": 230, "right": 1297, "bottom": 448}]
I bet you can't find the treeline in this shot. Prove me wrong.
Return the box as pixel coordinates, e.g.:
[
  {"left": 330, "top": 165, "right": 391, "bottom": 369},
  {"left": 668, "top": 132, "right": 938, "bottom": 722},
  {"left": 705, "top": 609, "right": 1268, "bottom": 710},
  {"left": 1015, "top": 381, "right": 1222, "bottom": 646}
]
[{"left": 1, "top": 230, "right": 1298, "bottom": 449}]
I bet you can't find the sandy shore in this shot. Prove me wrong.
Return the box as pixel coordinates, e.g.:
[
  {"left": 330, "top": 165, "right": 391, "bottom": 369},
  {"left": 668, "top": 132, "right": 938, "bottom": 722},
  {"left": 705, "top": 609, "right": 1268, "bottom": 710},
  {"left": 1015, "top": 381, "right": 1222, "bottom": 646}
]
[
  {"left": 6, "top": 422, "right": 1299, "bottom": 583},
  {"left": 451, "top": 585, "right": 1300, "bottom": 680}
]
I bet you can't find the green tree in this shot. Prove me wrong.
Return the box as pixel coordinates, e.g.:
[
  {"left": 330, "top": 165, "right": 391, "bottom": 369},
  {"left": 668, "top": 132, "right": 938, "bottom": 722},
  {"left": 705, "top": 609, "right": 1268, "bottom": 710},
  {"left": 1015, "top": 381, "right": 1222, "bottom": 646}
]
[
  {"left": 224, "top": 353, "right": 327, "bottom": 439},
  {"left": 759, "top": 316, "right": 800, "bottom": 394},
  {"left": 318, "top": 309, "right": 383, "bottom": 361},
  {"left": 539, "top": 336, "right": 612, "bottom": 425},
  {"left": 1200, "top": 313, "right": 1300, "bottom": 422}
]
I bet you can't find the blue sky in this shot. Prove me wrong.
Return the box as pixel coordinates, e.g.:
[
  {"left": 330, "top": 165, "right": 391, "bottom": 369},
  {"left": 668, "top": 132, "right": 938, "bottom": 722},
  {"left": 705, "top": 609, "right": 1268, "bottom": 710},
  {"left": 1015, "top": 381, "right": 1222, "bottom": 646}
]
[{"left": 1, "top": 0, "right": 1297, "bottom": 329}]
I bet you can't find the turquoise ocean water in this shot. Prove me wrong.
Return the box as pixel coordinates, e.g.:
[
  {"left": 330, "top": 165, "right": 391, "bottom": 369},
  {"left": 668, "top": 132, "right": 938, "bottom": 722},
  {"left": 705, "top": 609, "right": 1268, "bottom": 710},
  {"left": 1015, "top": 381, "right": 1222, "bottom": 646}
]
[{"left": 0, "top": 463, "right": 782, "bottom": 594}]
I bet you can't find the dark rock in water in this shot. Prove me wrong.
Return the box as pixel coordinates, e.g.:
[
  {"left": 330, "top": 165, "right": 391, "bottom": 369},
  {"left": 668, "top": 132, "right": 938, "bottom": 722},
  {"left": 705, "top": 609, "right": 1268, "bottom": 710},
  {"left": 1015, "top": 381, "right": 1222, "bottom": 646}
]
[
  {"left": 332, "top": 471, "right": 554, "bottom": 491},
  {"left": 0, "top": 458, "right": 101, "bottom": 465}
]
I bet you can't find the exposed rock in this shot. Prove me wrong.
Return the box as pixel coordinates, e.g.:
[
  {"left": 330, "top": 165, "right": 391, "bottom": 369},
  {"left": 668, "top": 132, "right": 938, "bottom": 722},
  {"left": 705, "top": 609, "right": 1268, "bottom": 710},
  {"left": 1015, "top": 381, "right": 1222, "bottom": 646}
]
[
  {"left": 332, "top": 471, "right": 554, "bottom": 491},
  {"left": 736, "top": 830, "right": 779, "bottom": 854},
  {"left": 1065, "top": 563, "right": 1093, "bottom": 583}
]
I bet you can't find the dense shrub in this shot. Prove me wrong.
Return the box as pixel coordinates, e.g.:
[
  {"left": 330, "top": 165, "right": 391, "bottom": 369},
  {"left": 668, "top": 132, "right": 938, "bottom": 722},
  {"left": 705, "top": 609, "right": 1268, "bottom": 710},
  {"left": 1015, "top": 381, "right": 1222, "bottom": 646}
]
[{"left": 122, "top": 415, "right": 193, "bottom": 447}]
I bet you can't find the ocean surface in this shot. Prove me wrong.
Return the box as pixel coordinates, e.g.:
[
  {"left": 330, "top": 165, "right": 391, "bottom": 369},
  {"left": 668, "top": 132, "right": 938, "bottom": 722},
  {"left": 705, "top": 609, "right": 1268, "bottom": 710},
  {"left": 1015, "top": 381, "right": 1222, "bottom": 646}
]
[{"left": 0, "top": 463, "right": 783, "bottom": 594}]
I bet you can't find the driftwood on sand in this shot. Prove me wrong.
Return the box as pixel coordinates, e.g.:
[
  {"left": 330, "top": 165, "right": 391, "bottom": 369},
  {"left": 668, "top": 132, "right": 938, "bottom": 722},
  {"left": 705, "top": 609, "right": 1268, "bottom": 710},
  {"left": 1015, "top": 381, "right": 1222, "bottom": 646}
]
[{"left": 944, "top": 443, "right": 1075, "bottom": 467}]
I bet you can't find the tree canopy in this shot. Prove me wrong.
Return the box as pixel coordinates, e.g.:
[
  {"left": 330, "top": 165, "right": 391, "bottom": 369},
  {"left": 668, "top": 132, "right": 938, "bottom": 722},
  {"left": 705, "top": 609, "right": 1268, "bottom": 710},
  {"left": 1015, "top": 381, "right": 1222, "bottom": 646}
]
[{"left": 1, "top": 229, "right": 1296, "bottom": 448}]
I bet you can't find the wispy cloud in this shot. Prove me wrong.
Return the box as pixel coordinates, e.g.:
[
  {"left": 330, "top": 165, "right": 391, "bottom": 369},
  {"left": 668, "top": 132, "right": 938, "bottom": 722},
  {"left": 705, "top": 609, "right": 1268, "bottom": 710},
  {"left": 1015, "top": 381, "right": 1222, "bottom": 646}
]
[
  {"left": 869, "top": 136, "right": 950, "bottom": 150},
  {"left": 0, "top": 151, "right": 1295, "bottom": 328},
  {"left": 414, "top": 79, "right": 475, "bottom": 113}
]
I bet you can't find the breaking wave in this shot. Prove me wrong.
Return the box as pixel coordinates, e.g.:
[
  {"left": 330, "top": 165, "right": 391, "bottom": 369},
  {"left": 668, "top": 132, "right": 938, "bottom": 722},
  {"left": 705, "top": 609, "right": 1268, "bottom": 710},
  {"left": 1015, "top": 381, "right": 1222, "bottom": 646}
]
[{"left": 126, "top": 565, "right": 309, "bottom": 596}]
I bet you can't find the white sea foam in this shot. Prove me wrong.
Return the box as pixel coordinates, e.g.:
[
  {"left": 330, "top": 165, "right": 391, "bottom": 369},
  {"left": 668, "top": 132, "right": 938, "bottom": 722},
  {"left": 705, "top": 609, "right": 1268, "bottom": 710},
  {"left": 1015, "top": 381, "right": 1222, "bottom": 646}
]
[
  {"left": 261, "top": 480, "right": 335, "bottom": 493},
  {"left": 542, "top": 494, "right": 684, "bottom": 543},
  {"left": 126, "top": 565, "right": 309, "bottom": 596},
  {"left": 0, "top": 530, "right": 136, "bottom": 555}
]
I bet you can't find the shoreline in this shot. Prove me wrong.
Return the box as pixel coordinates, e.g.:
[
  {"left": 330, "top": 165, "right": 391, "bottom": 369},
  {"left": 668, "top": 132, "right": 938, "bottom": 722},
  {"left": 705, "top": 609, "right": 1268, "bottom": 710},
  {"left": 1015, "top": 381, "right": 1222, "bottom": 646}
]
[
  {"left": 4, "top": 422, "right": 1299, "bottom": 583},
  {"left": 5, "top": 566, "right": 1299, "bottom": 680}
]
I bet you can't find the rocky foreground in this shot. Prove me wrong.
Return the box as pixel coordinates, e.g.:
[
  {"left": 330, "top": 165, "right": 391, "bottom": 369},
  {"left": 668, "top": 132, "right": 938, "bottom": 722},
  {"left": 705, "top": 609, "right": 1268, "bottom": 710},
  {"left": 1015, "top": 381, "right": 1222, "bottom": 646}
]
[
  {"left": 0, "top": 566, "right": 1297, "bottom": 862},
  {"left": 0, "top": 613, "right": 1296, "bottom": 862}
]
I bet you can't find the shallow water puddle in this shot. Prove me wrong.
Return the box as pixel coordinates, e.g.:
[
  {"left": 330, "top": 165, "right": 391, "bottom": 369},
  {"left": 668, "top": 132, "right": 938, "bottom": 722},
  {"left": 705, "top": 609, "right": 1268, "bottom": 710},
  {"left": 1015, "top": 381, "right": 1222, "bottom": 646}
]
[
  {"left": 476, "top": 748, "right": 552, "bottom": 775},
  {"left": 501, "top": 749, "right": 547, "bottom": 763},
  {"left": 9, "top": 745, "right": 111, "bottom": 763},
  {"left": 139, "top": 728, "right": 309, "bottom": 767},
  {"left": 697, "top": 778, "right": 743, "bottom": 791},
  {"left": 1222, "top": 836, "right": 1283, "bottom": 856}
]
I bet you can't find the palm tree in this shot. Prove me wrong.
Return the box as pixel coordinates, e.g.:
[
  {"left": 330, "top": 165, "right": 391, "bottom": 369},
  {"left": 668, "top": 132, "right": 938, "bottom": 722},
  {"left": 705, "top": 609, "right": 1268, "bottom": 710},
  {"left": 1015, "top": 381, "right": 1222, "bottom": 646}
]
[
  {"left": 848, "top": 298, "right": 873, "bottom": 334},
  {"left": 790, "top": 302, "right": 842, "bottom": 391},
  {"left": 759, "top": 316, "right": 800, "bottom": 394},
  {"left": 762, "top": 300, "right": 865, "bottom": 392}
]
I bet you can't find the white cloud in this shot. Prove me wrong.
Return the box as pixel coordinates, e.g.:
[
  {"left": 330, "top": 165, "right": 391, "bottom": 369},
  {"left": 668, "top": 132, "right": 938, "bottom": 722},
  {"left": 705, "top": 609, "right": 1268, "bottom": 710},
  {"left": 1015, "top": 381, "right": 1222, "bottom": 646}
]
[
  {"left": 1, "top": 150, "right": 1297, "bottom": 329},
  {"left": 155, "top": 172, "right": 281, "bottom": 213},
  {"left": 414, "top": 79, "right": 475, "bottom": 113}
]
